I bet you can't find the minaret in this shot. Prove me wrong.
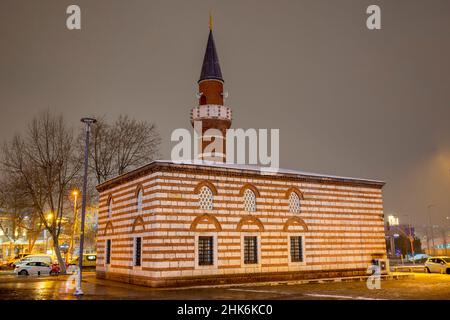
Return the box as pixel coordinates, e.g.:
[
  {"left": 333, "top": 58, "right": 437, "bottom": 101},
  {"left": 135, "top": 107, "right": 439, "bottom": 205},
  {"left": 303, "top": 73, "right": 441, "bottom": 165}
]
[{"left": 191, "top": 15, "right": 232, "bottom": 162}]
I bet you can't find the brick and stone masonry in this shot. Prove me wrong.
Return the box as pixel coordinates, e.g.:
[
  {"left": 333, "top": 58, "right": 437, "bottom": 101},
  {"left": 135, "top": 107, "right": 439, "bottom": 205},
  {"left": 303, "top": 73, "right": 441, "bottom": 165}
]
[{"left": 95, "top": 161, "right": 386, "bottom": 287}]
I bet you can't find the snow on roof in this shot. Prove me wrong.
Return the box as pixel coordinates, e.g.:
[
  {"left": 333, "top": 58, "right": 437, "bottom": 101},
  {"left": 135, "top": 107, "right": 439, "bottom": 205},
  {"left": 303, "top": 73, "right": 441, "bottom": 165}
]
[
  {"left": 97, "top": 159, "right": 385, "bottom": 190},
  {"left": 157, "top": 160, "right": 385, "bottom": 184}
]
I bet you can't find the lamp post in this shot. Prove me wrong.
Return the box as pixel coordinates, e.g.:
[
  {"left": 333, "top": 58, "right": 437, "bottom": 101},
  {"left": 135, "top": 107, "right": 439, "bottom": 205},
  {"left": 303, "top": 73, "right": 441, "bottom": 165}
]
[
  {"left": 74, "top": 117, "right": 96, "bottom": 296},
  {"left": 387, "top": 215, "right": 399, "bottom": 259}
]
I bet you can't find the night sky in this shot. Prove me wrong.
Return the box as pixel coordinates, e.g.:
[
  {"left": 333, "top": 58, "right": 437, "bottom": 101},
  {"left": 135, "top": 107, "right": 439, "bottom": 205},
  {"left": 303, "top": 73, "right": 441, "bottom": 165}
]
[{"left": 1, "top": 0, "right": 449, "bottom": 227}]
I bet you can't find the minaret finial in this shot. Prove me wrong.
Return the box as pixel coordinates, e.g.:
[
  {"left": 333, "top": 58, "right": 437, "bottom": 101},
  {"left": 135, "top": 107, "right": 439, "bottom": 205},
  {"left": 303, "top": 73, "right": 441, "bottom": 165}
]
[{"left": 209, "top": 10, "right": 213, "bottom": 30}]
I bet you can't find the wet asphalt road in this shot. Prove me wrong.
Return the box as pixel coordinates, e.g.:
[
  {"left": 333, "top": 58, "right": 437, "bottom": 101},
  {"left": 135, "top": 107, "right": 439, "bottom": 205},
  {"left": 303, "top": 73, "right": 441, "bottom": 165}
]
[{"left": 0, "top": 271, "right": 449, "bottom": 300}]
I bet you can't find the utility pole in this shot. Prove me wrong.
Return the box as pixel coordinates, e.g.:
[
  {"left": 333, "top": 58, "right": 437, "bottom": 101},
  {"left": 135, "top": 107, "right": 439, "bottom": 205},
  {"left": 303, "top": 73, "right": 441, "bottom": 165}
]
[{"left": 74, "top": 117, "right": 96, "bottom": 296}]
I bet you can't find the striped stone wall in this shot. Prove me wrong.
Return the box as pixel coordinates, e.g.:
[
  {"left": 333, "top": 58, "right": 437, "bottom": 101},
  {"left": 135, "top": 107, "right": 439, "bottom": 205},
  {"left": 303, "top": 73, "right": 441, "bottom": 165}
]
[{"left": 96, "top": 163, "right": 386, "bottom": 287}]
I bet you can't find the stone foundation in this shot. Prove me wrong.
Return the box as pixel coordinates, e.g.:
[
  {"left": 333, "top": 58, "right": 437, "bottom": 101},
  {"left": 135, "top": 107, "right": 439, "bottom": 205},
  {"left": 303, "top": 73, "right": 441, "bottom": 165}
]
[{"left": 96, "top": 268, "right": 368, "bottom": 288}]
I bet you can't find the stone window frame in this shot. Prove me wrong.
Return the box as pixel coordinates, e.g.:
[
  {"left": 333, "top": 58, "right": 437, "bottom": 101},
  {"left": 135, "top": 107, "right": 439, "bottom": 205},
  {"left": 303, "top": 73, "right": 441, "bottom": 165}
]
[
  {"left": 105, "top": 239, "right": 112, "bottom": 266},
  {"left": 240, "top": 232, "right": 261, "bottom": 268},
  {"left": 133, "top": 236, "right": 143, "bottom": 269},
  {"left": 194, "top": 233, "right": 218, "bottom": 270},
  {"left": 242, "top": 189, "right": 257, "bottom": 212},
  {"left": 288, "top": 192, "right": 301, "bottom": 214},
  {"left": 107, "top": 195, "right": 113, "bottom": 218},
  {"left": 239, "top": 183, "right": 260, "bottom": 213},
  {"left": 198, "top": 186, "right": 214, "bottom": 210},
  {"left": 136, "top": 186, "right": 144, "bottom": 214},
  {"left": 287, "top": 233, "right": 306, "bottom": 266},
  {"left": 194, "top": 181, "right": 218, "bottom": 211},
  {"left": 285, "top": 187, "right": 304, "bottom": 214}
]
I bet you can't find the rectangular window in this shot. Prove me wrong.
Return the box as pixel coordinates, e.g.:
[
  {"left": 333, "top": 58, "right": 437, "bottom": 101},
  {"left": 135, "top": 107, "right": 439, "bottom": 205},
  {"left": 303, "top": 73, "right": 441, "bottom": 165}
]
[
  {"left": 244, "top": 236, "right": 258, "bottom": 264},
  {"left": 106, "top": 239, "right": 111, "bottom": 265},
  {"left": 198, "top": 236, "right": 214, "bottom": 266},
  {"left": 290, "top": 236, "right": 303, "bottom": 262},
  {"left": 134, "top": 237, "right": 142, "bottom": 267}
]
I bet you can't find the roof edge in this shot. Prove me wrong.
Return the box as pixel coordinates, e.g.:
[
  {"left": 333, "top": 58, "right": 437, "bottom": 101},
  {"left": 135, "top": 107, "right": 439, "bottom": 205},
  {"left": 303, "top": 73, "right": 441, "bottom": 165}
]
[{"left": 96, "top": 160, "right": 385, "bottom": 192}]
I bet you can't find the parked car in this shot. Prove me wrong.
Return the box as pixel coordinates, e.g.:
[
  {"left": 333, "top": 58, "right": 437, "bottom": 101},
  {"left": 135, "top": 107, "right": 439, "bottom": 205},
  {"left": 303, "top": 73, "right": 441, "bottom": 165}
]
[
  {"left": 6, "top": 253, "right": 30, "bottom": 268},
  {"left": 14, "top": 261, "right": 52, "bottom": 276},
  {"left": 406, "top": 253, "right": 428, "bottom": 262},
  {"left": 14, "top": 254, "right": 53, "bottom": 268},
  {"left": 69, "top": 253, "right": 97, "bottom": 268},
  {"left": 425, "top": 257, "right": 450, "bottom": 274}
]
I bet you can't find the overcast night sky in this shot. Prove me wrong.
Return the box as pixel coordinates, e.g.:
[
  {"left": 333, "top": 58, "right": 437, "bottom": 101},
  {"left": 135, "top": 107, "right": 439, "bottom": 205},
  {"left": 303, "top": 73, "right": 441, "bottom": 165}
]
[{"left": 0, "top": 0, "right": 449, "bottom": 227}]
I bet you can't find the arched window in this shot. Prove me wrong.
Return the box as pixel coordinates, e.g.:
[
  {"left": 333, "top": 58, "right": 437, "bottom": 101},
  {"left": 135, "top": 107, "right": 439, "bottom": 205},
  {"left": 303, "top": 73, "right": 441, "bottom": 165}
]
[
  {"left": 243, "top": 189, "right": 256, "bottom": 212},
  {"left": 288, "top": 192, "right": 301, "bottom": 214},
  {"left": 198, "top": 186, "right": 213, "bottom": 210},
  {"left": 107, "top": 197, "right": 113, "bottom": 218},
  {"left": 137, "top": 188, "right": 143, "bottom": 213}
]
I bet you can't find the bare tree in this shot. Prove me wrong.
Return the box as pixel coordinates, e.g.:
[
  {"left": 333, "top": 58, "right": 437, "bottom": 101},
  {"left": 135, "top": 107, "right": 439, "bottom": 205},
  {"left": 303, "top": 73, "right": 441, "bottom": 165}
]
[
  {"left": 1, "top": 112, "right": 159, "bottom": 272},
  {"left": 89, "top": 118, "right": 116, "bottom": 185},
  {"left": 1, "top": 111, "right": 81, "bottom": 273},
  {"left": 0, "top": 175, "right": 34, "bottom": 256},
  {"left": 23, "top": 212, "right": 44, "bottom": 254},
  {"left": 89, "top": 115, "right": 160, "bottom": 184}
]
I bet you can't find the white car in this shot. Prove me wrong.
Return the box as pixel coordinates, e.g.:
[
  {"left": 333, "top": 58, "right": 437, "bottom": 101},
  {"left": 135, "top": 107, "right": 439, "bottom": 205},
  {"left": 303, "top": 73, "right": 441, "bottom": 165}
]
[
  {"left": 14, "top": 261, "right": 52, "bottom": 276},
  {"left": 425, "top": 257, "right": 450, "bottom": 274},
  {"left": 14, "top": 254, "right": 53, "bottom": 268}
]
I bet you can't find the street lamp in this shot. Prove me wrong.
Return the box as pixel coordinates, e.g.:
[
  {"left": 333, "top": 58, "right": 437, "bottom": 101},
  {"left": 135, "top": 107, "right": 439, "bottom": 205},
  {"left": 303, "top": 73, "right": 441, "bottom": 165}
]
[
  {"left": 74, "top": 117, "right": 96, "bottom": 296},
  {"left": 387, "top": 214, "right": 399, "bottom": 259},
  {"left": 388, "top": 215, "right": 399, "bottom": 227}
]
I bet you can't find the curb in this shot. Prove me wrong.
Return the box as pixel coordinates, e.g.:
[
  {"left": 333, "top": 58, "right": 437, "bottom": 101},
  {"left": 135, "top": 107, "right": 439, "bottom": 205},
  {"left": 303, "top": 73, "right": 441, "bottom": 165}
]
[
  {"left": 82, "top": 273, "right": 414, "bottom": 291},
  {"left": 170, "top": 273, "right": 414, "bottom": 290}
]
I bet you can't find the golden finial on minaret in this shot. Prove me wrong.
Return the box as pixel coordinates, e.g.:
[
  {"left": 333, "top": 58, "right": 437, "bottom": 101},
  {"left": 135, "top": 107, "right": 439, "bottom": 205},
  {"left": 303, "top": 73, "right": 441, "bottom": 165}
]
[{"left": 209, "top": 10, "right": 213, "bottom": 30}]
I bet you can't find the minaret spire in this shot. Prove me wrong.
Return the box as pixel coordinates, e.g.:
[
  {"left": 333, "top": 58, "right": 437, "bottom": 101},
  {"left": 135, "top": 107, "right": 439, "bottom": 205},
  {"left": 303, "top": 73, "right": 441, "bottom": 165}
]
[
  {"left": 190, "top": 16, "right": 232, "bottom": 162},
  {"left": 199, "top": 18, "right": 223, "bottom": 83}
]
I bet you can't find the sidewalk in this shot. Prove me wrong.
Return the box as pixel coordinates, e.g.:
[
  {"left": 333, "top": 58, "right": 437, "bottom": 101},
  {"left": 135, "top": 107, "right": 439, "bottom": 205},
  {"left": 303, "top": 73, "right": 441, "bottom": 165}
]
[{"left": 82, "top": 272, "right": 414, "bottom": 291}]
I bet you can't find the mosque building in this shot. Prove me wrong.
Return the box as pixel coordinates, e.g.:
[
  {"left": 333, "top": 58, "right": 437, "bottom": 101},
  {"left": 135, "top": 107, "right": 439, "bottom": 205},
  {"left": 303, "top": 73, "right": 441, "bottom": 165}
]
[{"left": 95, "top": 20, "right": 387, "bottom": 287}]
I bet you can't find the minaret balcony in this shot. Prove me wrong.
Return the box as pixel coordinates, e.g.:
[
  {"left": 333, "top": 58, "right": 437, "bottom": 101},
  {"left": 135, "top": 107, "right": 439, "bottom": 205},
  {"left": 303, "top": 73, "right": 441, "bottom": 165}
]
[{"left": 190, "top": 104, "right": 232, "bottom": 122}]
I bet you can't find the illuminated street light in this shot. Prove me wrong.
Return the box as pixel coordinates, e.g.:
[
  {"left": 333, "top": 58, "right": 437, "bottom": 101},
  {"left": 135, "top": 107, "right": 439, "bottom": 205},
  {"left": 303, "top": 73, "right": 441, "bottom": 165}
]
[
  {"left": 387, "top": 214, "right": 400, "bottom": 259},
  {"left": 388, "top": 215, "right": 399, "bottom": 226},
  {"left": 75, "top": 117, "right": 96, "bottom": 296}
]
